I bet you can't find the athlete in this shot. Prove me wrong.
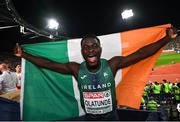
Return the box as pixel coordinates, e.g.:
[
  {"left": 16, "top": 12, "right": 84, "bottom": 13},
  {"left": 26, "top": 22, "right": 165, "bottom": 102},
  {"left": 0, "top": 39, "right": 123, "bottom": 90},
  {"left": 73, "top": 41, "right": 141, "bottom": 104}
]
[{"left": 15, "top": 27, "right": 177, "bottom": 120}]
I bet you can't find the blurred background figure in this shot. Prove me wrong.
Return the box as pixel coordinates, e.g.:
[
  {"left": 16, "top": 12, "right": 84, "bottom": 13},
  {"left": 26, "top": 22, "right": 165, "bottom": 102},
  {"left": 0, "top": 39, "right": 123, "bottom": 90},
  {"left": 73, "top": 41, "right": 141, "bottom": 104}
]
[
  {"left": 0, "top": 63, "right": 17, "bottom": 94},
  {"left": 147, "top": 96, "right": 160, "bottom": 111},
  {"left": 0, "top": 62, "right": 20, "bottom": 102},
  {"left": 15, "top": 64, "right": 21, "bottom": 90},
  {"left": 152, "top": 81, "right": 162, "bottom": 102}
]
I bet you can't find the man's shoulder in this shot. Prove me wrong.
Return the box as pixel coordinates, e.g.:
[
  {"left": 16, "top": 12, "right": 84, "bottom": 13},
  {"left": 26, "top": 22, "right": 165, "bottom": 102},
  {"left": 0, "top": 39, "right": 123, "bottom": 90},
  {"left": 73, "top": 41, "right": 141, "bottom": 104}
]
[
  {"left": 10, "top": 72, "right": 17, "bottom": 78},
  {"left": 69, "top": 61, "right": 80, "bottom": 65},
  {"left": 101, "top": 58, "right": 108, "bottom": 61},
  {"left": 0, "top": 71, "right": 8, "bottom": 77}
]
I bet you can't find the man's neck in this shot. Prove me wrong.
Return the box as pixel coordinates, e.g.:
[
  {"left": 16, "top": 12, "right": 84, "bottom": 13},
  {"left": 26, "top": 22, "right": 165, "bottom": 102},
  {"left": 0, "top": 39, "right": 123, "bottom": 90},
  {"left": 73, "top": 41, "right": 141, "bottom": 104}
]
[{"left": 86, "top": 62, "right": 101, "bottom": 73}]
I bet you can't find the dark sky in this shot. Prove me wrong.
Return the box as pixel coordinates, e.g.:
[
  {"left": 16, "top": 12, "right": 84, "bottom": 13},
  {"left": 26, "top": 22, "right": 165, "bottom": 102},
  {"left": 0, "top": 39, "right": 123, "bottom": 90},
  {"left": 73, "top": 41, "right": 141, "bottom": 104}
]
[{"left": 0, "top": 0, "right": 180, "bottom": 52}]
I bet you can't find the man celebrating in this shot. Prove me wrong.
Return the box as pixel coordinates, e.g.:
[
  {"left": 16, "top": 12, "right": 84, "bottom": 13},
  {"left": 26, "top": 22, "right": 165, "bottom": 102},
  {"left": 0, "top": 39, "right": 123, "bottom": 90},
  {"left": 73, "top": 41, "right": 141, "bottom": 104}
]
[{"left": 15, "top": 27, "right": 177, "bottom": 120}]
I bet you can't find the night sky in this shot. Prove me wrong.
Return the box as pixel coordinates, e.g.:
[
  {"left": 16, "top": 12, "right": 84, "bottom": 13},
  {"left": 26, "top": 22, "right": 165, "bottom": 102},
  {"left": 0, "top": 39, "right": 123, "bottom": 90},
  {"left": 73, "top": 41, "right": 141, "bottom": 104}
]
[{"left": 0, "top": 0, "right": 180, "bottom": 52}]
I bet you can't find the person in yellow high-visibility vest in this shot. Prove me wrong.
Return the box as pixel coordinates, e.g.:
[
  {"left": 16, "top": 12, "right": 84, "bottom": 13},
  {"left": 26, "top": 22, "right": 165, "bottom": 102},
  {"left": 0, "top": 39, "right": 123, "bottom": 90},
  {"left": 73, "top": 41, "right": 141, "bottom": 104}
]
[
  {"left": 152, "top": 82, "right": 161, "bottom": 94},
  {"left": 162, "top": 79, "right": 170, "bottom": 94},
  {"left": 152, "top": 82, "right": 161, "bottom": 102},
  {"left": 174, "top": 83, "right": 180, "bottom": 104},
  {"left": 147, "top": 96, "right": 160, "bottom": 111}
]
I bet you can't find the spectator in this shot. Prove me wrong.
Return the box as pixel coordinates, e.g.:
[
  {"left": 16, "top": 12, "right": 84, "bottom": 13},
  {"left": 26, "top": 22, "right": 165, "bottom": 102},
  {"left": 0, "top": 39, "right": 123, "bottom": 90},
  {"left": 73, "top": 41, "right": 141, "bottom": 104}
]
[
  {"left": 15, "top": 64, "right": 21, "bottom": 90},
  {"left": 152, "top": 81, "right": 162, "bottom": 102},
  {"left": 0, "top": 63, "right": 17, "bottom": 94},
  {"left": 141, "top": 97, "right": 146, "bottom": 110},
  {"left": 174, "top": 83, "right": 180, "bottom": 104},
  {"left": 162, "top": 79, "right": 170, "bottom": 94},
  {"left": 152, "top": 81, "right": 161, "bottom": 94},
  {"left": 143, "top": 84, "right": 150, "bottom": 103},
  {"left": 147, "top": 96, "right": 160, "bottom": 111}
]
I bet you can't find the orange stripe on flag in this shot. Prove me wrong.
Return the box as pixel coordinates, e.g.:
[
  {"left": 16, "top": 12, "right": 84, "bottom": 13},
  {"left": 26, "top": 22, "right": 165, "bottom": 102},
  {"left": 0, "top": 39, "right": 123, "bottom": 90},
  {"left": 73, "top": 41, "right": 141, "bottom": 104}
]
[{"left": 116, "top": 24, "right": 171, "bottom": 109}]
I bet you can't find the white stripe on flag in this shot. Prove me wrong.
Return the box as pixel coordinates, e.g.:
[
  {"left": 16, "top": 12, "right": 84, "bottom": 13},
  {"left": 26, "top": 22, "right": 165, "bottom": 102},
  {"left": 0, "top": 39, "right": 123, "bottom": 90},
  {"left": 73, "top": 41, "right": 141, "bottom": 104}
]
[{"left": 20, "top": 58, "right": 26, "bottom": 119}]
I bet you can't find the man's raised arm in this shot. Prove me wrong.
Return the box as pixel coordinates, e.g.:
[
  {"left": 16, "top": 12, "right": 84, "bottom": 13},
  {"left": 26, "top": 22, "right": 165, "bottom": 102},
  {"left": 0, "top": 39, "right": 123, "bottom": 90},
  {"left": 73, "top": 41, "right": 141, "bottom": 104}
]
[
  {"left": 14, "top": 43, "right": 80, "bottom": 78},
  {"left": 109, "top": 27, "right": 178, "bottom": 72}
]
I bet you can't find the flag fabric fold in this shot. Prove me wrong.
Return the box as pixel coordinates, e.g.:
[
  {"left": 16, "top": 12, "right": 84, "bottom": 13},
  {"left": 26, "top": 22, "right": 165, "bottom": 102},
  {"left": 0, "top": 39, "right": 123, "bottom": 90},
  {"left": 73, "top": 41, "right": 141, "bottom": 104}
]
[{"left": 21, "top": 24, "right": 171, "bottom": 120}]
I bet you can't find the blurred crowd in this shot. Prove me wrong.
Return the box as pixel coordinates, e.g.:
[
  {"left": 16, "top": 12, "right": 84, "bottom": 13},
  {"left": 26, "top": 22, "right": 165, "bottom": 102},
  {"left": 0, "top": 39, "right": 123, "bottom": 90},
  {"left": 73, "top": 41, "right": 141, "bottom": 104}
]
[
  {"left": 141, "top": 80, "right": 180, "bottom": 120},
  {"left": 0, "top": 61, "right": 21, "bottom": 102}
]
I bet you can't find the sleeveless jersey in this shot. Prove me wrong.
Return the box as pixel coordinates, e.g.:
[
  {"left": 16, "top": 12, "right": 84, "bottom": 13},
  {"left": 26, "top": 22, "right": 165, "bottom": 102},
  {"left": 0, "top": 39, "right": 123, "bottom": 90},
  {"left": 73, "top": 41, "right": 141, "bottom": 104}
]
[{"left": 78, "top": 59, "right": 116, "bottom": 114}]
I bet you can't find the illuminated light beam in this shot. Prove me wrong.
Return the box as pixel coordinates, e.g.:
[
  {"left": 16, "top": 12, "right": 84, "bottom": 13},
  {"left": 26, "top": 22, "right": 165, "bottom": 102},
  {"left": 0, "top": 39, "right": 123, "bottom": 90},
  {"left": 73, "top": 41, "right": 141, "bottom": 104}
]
[
  {"left": 121, "top": 9, "right": 134, "bottom": 19},
  {"left": 47, "top": 19, "right": 59, "bottom": 30}
]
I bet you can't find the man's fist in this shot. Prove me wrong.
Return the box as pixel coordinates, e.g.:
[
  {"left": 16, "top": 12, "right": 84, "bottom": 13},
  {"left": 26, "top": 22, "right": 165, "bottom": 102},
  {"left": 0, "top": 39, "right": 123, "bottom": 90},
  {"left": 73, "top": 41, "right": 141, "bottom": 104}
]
[
  {"left": 166, "top": 27, "right": 178, "bottom": 39},
  {"left": 14, "top": 43, "right": 23, "bottom": 57}
]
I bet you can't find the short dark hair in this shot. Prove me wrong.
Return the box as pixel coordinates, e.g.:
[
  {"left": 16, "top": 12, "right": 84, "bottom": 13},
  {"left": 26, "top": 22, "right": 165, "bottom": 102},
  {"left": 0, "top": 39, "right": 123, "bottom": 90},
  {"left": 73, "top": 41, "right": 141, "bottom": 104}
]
[
  {"left": 162, "top": 79, "right": 167, "bottom": 82},
  {"left": 177, "top": 82, "right": 180, "bottom": 88},
  {"left": 81, "top": 34, "right": 100, "bottom": 46}
]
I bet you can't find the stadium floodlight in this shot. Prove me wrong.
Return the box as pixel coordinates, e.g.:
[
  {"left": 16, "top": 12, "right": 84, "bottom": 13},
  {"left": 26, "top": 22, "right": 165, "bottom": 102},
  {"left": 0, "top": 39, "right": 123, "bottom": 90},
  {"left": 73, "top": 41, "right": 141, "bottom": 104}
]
[
  {"left": 121, "top": 9, "right": 134, "bottom": 19},
  {"left": 47, "top": 18, "right": 59, "bottom": 30}
]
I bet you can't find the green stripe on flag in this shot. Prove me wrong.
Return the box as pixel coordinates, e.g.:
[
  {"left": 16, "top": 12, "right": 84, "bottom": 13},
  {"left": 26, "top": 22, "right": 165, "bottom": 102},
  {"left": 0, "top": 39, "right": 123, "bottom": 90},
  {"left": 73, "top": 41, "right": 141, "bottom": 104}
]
[{"left": 22, "top": 41, "right": 79, "bottom": 120}]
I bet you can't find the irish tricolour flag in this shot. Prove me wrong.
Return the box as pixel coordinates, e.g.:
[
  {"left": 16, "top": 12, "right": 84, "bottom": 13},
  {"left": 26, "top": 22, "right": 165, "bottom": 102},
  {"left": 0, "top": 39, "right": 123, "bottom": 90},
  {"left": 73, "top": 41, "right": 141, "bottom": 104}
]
[{"left": 21, "top": 24, "right": 171, "bottom": 120}]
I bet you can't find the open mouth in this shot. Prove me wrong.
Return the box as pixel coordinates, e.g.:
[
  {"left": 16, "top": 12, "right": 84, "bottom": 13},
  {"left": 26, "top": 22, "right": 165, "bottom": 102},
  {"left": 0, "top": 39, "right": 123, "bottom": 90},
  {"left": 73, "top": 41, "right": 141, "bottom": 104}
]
[{"left": 87, "top": 56, "right": 97, "bottom": 63}]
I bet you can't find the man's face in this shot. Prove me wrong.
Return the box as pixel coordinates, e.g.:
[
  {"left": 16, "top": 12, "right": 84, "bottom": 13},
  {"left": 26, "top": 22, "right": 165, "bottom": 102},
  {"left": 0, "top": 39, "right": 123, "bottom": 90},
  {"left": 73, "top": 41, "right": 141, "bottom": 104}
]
[
  {"left": 15, "top": 65, "right": 21, "bottom": 73},
  {"left": 81, "top": 37, "right": 102, "bottom": 69},
  {"left": 0, "top": 64, "right": 2, "bottom": 72}
]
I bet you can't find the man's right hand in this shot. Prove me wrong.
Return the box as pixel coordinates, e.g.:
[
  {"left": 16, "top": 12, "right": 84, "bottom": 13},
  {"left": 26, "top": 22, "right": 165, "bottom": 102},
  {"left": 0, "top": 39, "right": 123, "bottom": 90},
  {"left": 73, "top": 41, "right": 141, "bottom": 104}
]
[
  {"left": 14, "top": 43, "right": 23, "bottom": 57},
  {"left": 166, "top": 27, "right": 178, "bottom": 39}
]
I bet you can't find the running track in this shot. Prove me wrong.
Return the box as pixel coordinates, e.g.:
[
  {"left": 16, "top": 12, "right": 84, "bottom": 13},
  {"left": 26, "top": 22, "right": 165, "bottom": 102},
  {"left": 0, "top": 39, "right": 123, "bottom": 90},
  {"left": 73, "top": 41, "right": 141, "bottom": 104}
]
[{"left": 148, "top": 63, "right": 180, "bottom": 83}]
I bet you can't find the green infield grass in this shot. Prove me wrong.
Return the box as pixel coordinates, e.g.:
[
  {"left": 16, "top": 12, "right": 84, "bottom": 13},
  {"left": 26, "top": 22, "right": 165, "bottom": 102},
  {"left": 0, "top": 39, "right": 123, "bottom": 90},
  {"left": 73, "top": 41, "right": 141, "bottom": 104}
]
[{"left": 154, "top": 52, "right": 180, "bottom": 67}]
